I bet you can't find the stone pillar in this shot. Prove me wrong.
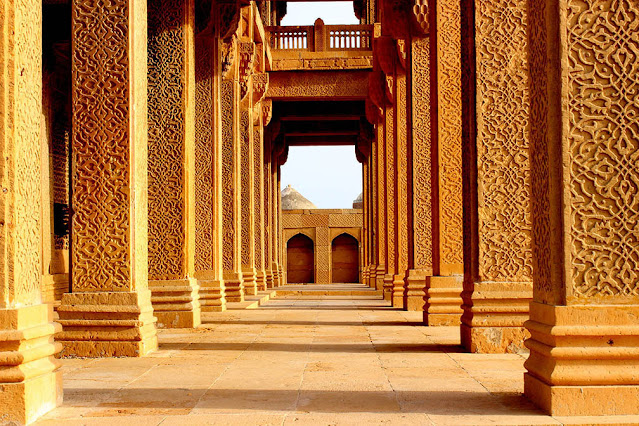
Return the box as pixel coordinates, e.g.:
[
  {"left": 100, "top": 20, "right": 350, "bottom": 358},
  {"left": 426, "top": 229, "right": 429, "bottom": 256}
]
[
  {"left": 0, "top": 0, "right": 63, "bottom": 419},
  {"left": 368, "top": 120, "right": 379, "bottom": 288},
  {"left": 238, "top": 41, "right": 258, "bottom": 296},
  {"left": 460, "top": 0, "right": 532, "bottom": 352},
  {"left": 524, "top": 0, "right": 639, "bottom": 415},
  {"left": 221, "top": 71, "right": 245, "bottom": 302},
  {"left": 57, "top": 0, "right": 158, "bottom": 357},
  {"left": 394, "top": 42, "right": 410, "bottom": 309},
  {"left": 147, "top": 0, "right": 200, "bottom": 328},
  {"left": 423, "top": 0, "right": 464, "bottom": 326},
  {"left": 271, "top": 161, "right": 282, "bottom": 286},
  {"left": 277, "top": 168, "right": 286, "bottom": 285},
  {"left": 194, "top": 27, "right": 226, "bottom": 312},
  {"left": 253, "top": 116, "right": 266, "bottom": 291},
  {"left": 405, "top": 35, "right": 432, "bottom": 312},
  {"left": 264, "top": 135, "right": 275, "bottom": 288},
  {"left": 362, "top": 162, "right": 370, "bottom": 285},
  {"left": 375, "top": 113, "right": 387, "bottom": 295},
  {"left": 383, "top": 75, "right": 398, "bottom": 304}
]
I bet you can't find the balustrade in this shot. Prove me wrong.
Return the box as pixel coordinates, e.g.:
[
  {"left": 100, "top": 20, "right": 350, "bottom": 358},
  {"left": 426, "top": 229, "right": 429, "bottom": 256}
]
[{"left": 267, "top": 19, "right": 373, "bottom": 52}]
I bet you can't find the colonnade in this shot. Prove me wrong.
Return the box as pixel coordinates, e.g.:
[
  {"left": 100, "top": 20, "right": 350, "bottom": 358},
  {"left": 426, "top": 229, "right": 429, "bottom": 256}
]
[{"left": 1, "top": 0, "right": 638, "bottom": 422}]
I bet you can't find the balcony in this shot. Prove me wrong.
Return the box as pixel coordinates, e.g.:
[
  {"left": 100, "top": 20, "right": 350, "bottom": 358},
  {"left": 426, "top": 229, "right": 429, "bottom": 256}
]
[{"left": 266, "top": 19, "right": 374, "bottom": 71}]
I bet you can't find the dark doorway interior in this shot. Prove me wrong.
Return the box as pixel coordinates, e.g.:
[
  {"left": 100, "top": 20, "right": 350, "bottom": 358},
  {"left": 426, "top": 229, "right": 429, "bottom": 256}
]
[
  {"left": 287, "top": 234, "right": 315, "bottom": 283},
  {"left": 331, "top": 234, "right": 359, "bottom": 283}
]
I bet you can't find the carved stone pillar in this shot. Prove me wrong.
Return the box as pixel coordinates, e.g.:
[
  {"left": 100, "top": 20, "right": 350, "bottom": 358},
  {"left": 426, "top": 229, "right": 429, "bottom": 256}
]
[
  {"left": 221, "top": 74, "right": 245, "bottom": 302},
  {"left": 58, "top": 0, "right": 158, "bottom": 357},
  {"left": 271, "top": 157, "right": 281, "bottom": 286},
  {"left": 253, "top": 121, "right": 266, "bottom": 291},
  {"left": 194, "top": 29, "right": 226, "bottom": 311},
  {"left": 0, "top": 0, "right": 63, "bottom": 419},
  {"left": 524, "top": 0, "right": 639, "bottom": 415},
  {"left": 264, "top": 134, "right": 274, "bottom": 288},
  {"left": 277, "top": 167, "right": 286, "bottom": 285},
  {"left": 368, "top": 118, "right": 379, "bottom": 288},
  {"left": 422, "top": 0, "right": 464, "bottom": 326},
  {"left": 460, "top": 0, "right": 532, "bottom": 352},
  {"left": 147, "top": 0, "right": 200, "bottom": 328},
  {"left": 375, "top": 113, "right": 387, "bottom": 294},
  {"left": 240, "top": 107, "right": 257, "bottom": 295},
  {"left": 384, "top": 82, "right": 398, "bottom": 304},
  {"left": 394, "top": 42, "right": 410, "bottom": 309},
  {"left": 405, "top": 35, "right": 432, "bottom": 312},
  {"left": 362, "top": 162, "right": 370, "bottom": 285}
]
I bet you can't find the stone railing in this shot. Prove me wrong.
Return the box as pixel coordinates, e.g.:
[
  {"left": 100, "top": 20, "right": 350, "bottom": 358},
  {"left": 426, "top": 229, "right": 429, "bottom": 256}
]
[{"left": 267, "top": 19, "right": 373, "bottom": 52}]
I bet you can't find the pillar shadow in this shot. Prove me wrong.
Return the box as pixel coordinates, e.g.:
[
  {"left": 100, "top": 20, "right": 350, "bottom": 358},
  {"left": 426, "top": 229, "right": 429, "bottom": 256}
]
[{"left": 178, "top": 342, "right": 463, "bottom": 353}]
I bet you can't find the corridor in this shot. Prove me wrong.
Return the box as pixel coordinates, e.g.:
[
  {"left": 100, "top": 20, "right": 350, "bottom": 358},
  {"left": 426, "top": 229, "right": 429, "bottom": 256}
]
[{"left": 38, "top": 286, "right": 598, "bottom": 425}]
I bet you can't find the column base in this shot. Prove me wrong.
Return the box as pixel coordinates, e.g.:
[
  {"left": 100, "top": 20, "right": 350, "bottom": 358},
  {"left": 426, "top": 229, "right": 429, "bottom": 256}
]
[
  {"left": 278, "top": 267, "right": 286, "bottom": 286},
  {"left": 383, "top": 274, "right": 393, "bottom": 301},
  {"left": 424, "top": 276, "right": 463, "bottom": 326},
  {"left": 242, "top": 267, "right": 258, "bottom": 296},
  {"left": 149, "top": 278, "right": 201, "bottom": 328},
  {"left": 265, "top": 269, "right": 274, "bottom": 289},
  {"left": 271, "top": 263, "right": 281, "bottom": 287},
  {"left": 524, "top": 302, "right": 639, "bottom": 416},
  {"left": 375, "top": 265, "right": 385, "bottom": 292},
  {"left": 392, "top": 274, "right": 406, "bottom": 308},
  {"left": 256, "top": 269, "right": 267, "bottom": 291},
  {"left": 0, "top": 304, "right": 63, "bottom": 424},
  {"left": 460, "top": 281, "right": 531, "bottom": 352},
  {"left": 223, "top": 271, "right": 244, "bottom": 302},
  {"left": 368, "top": 265, "right": 377, "bottom": 288},
  {"left": 56, "top": 290, "right": 158, "bottom": 357},
  {"left": 362, "top": 266, "right": 369, "bottom": 286},
  {"left": 405, "top": 269, "right": 428, "bottom": 311},
  {"left": 198, "top": 278, "right": 226, "bottom": 312}
]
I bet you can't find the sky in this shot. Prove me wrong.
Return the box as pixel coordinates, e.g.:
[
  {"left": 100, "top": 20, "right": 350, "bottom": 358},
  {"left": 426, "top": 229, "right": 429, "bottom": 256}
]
[{"left": 279, "top": 3, "right": 362, "bottom": 209}]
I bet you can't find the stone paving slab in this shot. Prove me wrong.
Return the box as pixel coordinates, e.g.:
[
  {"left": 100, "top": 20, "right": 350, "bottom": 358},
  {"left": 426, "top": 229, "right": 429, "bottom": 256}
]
[{"left": 37, "top": 290, "right": 639, "bottom": 425}]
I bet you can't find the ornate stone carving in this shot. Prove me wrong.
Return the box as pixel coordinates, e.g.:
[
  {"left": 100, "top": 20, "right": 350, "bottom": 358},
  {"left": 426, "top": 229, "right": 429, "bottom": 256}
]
[
  {"left": 252, "top": 72, "right": 269, "bottom": 105},
  {"left": 238, "top": 41, "right": 255, "bottom": 100},
  {"left": 566, "top": 0, "right": 639, "bottom": 299},
  {"left": 262, "top": 99, "right": 273, "bottom": 126},
  {"left": 221, "top": 80, "right": 236, "bottom": 272},
  {"left": 221, "top": 37, "right": 236, "bottom": 80},
  {"left": 147, "top": 0, "right": 189, "bottom": 281},
  {"left": 475, "top": 0, "right": 531, "bottom": 282},
  {"left": 411, "top": 37, "right": 432, "bottom": 271},
  {"left": 411, "top": 0, "right": 429, "bottom": 36},
  {"left": 396, "top": 39, "right": 408, "bottom": 70}
]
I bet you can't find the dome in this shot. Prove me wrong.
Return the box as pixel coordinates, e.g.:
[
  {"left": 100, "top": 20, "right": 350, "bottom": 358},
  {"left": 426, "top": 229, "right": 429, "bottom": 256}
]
[
  {"left": 281, "top": 185, "right": 317, "bottom": 210},
  {"left": 352, "top": 192, "right": 363, "bottom": 209}
]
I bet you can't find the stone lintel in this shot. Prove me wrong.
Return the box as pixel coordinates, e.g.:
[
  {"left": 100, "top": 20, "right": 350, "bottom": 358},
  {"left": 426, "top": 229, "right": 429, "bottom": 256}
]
[
  {"left": 56, "top": 291, "right": 158, "bottom": 358},
  {"left": 267, "top": 70, "right": 370, "bottom": 101},
  {"left": 0, "top": 304, "right": 63, "bottom": 424},
  {"left": 460, "top": 280, "right": 532, "bottom": 353},
  {"left": 524, "top": 302, "right": 639, "bottom": 415},
  {"left": 148, "top": 278, "right": 201, "bottom": 328}
]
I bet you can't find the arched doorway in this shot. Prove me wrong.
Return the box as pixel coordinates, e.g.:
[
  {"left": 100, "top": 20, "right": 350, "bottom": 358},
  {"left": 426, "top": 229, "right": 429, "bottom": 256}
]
[
  {"left": 331, "top": 234, "right": 359, "bottom": 283},
  {"left": 287, "top": 234, "right": 315, "bottom": 283}
]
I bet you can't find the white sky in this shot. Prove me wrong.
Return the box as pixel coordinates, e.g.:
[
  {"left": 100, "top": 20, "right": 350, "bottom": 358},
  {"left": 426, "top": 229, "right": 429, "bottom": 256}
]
[{"left": 279, "top": 3, "right": 362, "bottom": 209}]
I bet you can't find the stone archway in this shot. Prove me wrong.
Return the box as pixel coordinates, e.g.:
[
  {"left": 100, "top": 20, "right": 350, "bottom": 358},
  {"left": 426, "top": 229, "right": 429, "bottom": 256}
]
[
  {"left": 331, "top": 233, "right": 359, "bottom": 283},
  {"left": 286, "top": 234, "right": 315, "bottom": 284}
]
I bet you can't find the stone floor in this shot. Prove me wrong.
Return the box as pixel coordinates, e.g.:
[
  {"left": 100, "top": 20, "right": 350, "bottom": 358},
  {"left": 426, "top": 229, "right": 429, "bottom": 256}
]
[{"left": 38, "top": 285, "right": 639, "bottom": 425}]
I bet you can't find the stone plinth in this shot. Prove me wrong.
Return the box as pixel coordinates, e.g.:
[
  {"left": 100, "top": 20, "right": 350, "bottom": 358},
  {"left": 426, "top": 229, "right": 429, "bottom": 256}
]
[
  {"left": 383, "top": 274, "right": 393, "bottom": 302},
  {"left": 425, "top": 276, "right": 463, "bottom": 326},
  {"left": 242, "top": 267, "right": 258, "bottom": 296},
  {"left": 149, "top": 278, "right": 201, "bottom": 328},
  {"left": 198, "top": 279, "right": 226, "bottom": 312},
  {"left": 0, "top": 305, "right": 63, "bottom": 424},
  {"left": 405, "top": 269, "right": 427, "bottom": 311},
  {"left": 56, "top": 291, "right": 158, "bottom": 358},
  {"left": 461, "top": 282, "right": 531, "bottom": 353},
  {"left": 524, "top": 303, "right": 639, "bottom": 415},
  {"left": 392, "top": 275, "right": 405, "bottom": 308},
  {"left": 223, "top": 272, "right": 244, "bottom": 303}
]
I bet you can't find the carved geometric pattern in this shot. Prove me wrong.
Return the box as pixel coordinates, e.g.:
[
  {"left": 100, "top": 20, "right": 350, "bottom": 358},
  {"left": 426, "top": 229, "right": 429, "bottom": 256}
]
[
  {"left": 527, "top": 0, "right": 552, "bottom": 300},
  {"left": 8, "top": 0, "right": 43, "bottom": 303},
  {"left": 385, "top": 104, "right": 397, "bottom": 272},
  {"left": 195, "top": 34, "right": 214, "bottom": 272},
  {"left": 72, "top": 0, "right": 132, "bottom": 291},
  {"left": 254, "top": 127, "right": 264, "bottom": 269},
  {"left": 475, "top": 0, "right": 532, "bottom": 282},
  {"left": 411, "top": 37, "right": 432, "bottom": 271},
  {"left": 148, "top": 0, "right": 187, "bottom": 280},
  {"left": 396, "top": 72, "right": 409, "bottom": 272},
  {"left": 221, "top": 80, "right": 235, "bottom": 271},
  {"left": 567, "top": 0, "right": 639, "bottom": 298},
  {"left": 376, "top": 124, "right": 386, "bottom": 266},
  {"left": 240, "top": 110, "right": 253, "bottom": 267},
  {"left": 437, "top": 0, "right": 464, "bottom": 270}
]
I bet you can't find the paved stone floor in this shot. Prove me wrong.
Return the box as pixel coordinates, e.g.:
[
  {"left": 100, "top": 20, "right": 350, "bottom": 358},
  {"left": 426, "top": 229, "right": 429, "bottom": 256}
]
[{"left": 38, "top": 287, "right": 639, "bottom": 425}]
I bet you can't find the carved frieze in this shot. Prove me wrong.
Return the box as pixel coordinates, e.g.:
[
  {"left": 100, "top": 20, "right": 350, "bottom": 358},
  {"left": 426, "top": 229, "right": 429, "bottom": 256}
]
[
  {"left": 252, "top": 73, "right": 269, "bottom": 105},
  {"left": 262, "top": 99, "right": 273, "bottom": 126}
]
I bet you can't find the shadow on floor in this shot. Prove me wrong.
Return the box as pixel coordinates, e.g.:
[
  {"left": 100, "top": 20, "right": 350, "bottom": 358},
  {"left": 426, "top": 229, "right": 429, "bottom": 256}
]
[
  {"left": 67, "top": 388, "right": 543, "bottom": 416},
  {"left": 174, "top": 342, "right": 463, "bottom": 353},
  {"left": 201, "top": 320, "right": 427, "bottom": 327}
]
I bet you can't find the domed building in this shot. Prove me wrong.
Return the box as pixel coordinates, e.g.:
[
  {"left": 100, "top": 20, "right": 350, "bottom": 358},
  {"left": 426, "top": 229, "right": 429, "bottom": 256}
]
[
  {"left": 281, "top": 185, "right": 317, "bottom": 210},
  {"left": 352, "top": 193, "right": 363, "bottom": 209}
]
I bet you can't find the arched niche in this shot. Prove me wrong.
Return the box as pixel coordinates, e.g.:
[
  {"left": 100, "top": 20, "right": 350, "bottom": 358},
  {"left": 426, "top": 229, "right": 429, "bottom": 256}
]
[
  {"left": 286, "top": 233, "right": 315, "bottom": 284},
  {"left": 331, "top": 233, "right": 359, "bottom": 283}
]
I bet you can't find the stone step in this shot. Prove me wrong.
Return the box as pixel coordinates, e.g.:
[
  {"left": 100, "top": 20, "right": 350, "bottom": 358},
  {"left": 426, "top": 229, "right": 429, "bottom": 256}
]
[
  {"left": 226, "top": 290, "right": 277, "bottom": 310},
  {"left": 273, "top": 284, "right": 382, "bottom": 297}
]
